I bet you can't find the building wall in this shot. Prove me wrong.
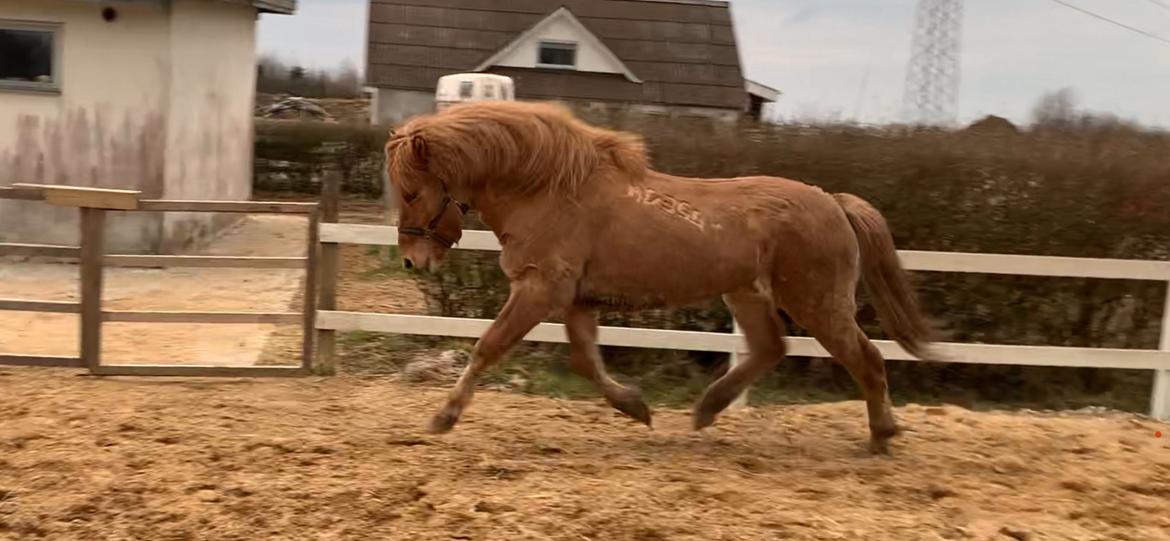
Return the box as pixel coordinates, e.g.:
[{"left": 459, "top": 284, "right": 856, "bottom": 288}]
[
  {"left": 492, "top": 14, "right": 625, "bottom": 75},
  {"left": 372, "top": 87, "right": 434, "bottom": 126},
  {"left": 0, "top": 0, "right": 170, "bottom": 252},
  {"left": 160, "top": 0, "right": 258, "bottom": 252},
  {"left": 0, "top": 0, "right": 262, "bottom": 254}
]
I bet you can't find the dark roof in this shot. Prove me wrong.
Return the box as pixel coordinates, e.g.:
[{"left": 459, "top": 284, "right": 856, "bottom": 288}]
[
  {"left": 252, "top": 0, "right": 297, "bottom": 14},
  {"left": 366, "top": 0, "right": 749, "bottom": 111}
]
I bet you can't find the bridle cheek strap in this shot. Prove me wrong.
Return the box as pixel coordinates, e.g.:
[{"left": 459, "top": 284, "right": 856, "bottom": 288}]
[{"left": 398, "top": 193, "right": 470, "bottom": 248}]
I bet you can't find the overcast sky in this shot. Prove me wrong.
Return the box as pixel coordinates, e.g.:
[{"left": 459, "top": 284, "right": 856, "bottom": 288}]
[{"left": 256, "top": 0, "right": 1170, "bottom": 128}]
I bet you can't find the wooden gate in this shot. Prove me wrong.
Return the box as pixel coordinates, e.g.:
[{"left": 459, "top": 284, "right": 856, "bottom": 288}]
[{"left": 0, "top": 183, "right": 319, "bottom": 377}]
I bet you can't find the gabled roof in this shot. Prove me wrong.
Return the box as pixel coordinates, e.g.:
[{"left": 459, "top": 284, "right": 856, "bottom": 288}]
[
  {"left": 472, "top": 7, "right": 642, "bottom": 84},
  {"left": 365, "top": 0, "right": 748, "bottom": 111}
]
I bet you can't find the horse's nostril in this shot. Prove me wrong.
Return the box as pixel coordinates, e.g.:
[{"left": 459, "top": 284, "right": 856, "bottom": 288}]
[{"left": 402, "top": 258, "right": 414, "bottom": 269}]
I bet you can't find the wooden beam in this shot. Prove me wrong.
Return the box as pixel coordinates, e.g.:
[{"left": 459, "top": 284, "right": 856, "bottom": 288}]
[
  {"left": 0, "top": 185, "right": 46, "bottom": 201},
  {"left": 899, "top": 250, "right": 1170, "bottom": 281},
  {"left": 102, "top": 311, "right": 302, "bottom": 325},
  {"left": 79, "top": 208, "right": 106, "bottom": 372},
  {"left": 17, "top": 184, "right": 142, "bottom": 210},
  {"left": 138, "top": 200, "right": 316, "bottom": 214},
  {"left": 316, "top": 171, "right": 341, "bottom": 375},
  {"left": 301, "top": 210, "right": 320, "bottom": 371},
  {"left": 0, "top": 242, "right": 80, "bottom": 258},
  {"left": 319, "top": 223, "right": 501, "bottom": 250},
  {"left": 90, "top": 365, "right": 307, "bottom": 377},
  {"left": 0, "top": 354, "right": 84, "bottom": 368},
  {"left": 104, "top": 255, "right": 306, "bottom": 269},
  {"left": 315, "top": 311, "right": 1170, "bottom": 370},
  {"left": 318, "top": 223, "right": 1170, "bottom": 282},
  {"left": 0, "top": 298, "right": 80, "bottom": 314}
]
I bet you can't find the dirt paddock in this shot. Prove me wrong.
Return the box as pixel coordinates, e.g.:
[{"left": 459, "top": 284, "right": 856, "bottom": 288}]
[{"left": 1, "top": 367, "right": 1168, "bottom": 541}]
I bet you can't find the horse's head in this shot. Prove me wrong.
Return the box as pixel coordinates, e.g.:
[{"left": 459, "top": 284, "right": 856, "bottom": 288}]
[{"left": 385, "top": 124, "right": 469, "bottom": 272}]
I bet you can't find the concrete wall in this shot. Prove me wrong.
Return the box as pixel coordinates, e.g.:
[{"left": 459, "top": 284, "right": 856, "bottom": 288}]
[
  {"left": 0, "top": 1, "right": 170, "bottom": 252},
  {"left": 371, "top": 87, "right": 434, "bottom": 126},
  {"left": 160, "top": 0, "right": 257, "bottom": 252},
  {"left": 0, "top": 0, "right": 261, "bottom": 254}
]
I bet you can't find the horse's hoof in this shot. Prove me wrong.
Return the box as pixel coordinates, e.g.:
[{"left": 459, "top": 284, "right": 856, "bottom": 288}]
[
  {"left": 868, "top": 438, "right": 892, "bottom": 455},
  {"left": 692, "top": 408, "right": 717, "bottom": 431},
  {"left": 428, "top": 407, "right": 460, "bottom": 434},
  {"left": 609, "top": 390, "right": 653, "bottom": 428}
]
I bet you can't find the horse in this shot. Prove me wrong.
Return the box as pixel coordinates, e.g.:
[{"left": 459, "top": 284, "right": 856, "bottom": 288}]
[{"left": 383, "top": 100, "right": 938, "bottom": 454}]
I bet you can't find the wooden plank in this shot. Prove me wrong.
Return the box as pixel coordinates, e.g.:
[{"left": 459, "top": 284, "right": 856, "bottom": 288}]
[
  {"left": 104, "top": 255, "right": 306, "bottom": 269},
  {"left": 0, "top": 242, "right": 80, "bottom": 258},
  {"left": 316, "top": 171, "right": 341, "bottom": 375},
  {"left": 315, "top": 311, "right": 1170, "bottom": 370},
  {"left": 0, "top": 185, "right": 46, "bottom": 201},
  {"left": 319, "top": 223, "right": 502, "bottom": 251},
  {"left": 79, "top": 208, "right": 106, "bottom": 372},
  {"left": 20, "top": 184, "right": 142, "bottom": 210},
  {"left": 319, "top": 224, "right": 1170, "bottom": 282},
  {"left": 899, "top": 250, "right": 1170, "bottom": 281},
  {"left": 0, "top": 298, "right": 80, "bottom": 314},
  {"left": 138, "top": 200, "right": 316, "bottom": 214},
  {"left": 301, "top": 210, "right": 320, "bottom": 371},
  {"left": 1152, "top": 284, "right": 1170, "bottom": 420},
  {"left": 102, "top": 311, "right": 302, "bottom": 324},
  {"left": 91, "top": 365, "right": 307, "bottom": 377},
  {"left": 0, "top": 354, "right": 85, "bottom": 368}
]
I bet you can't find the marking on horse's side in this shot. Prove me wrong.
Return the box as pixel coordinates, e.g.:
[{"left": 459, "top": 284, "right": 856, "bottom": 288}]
[{"left": 626, "top": 185, "right": 705, "bottom": 230}]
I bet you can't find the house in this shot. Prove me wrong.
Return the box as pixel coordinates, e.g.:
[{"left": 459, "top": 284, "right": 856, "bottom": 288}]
[
  {"left": 0, "top": 0, "right": 296, "bottom": 254},
  {"left": 364, "top": 0, "right": 778, "bottom": 125}
]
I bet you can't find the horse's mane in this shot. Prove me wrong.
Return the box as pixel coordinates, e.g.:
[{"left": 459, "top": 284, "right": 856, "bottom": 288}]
[{"left": 385, "top": 100, "right": 648, "bottom": 199}]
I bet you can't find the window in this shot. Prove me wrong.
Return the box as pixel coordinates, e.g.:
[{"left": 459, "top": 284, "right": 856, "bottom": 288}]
[
  {"left": 537, "top": 40, "right": 576, "bottom": 69},
  {"left": 458, "top": 80, "right": 474, "bottom": 99},
  {"left": 483, "top": 83, "right": 496, "bottom": 99},
  {"left": 0, "top": 21, "right": 60, "bottom": 92}
]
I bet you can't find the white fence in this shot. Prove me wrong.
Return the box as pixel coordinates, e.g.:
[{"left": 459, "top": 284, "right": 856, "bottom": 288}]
[{"left": 317, "top": 223, "right": 1170, "bottom": 420}]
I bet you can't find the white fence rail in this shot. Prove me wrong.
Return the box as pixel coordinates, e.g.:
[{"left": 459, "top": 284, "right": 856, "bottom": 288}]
[{"left": 318, "top": 223, "right": 1170, "bottom": 420}]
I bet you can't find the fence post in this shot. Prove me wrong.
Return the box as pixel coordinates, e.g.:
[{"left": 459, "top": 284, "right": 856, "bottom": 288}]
[
  {"left": 315, "top": 170, "right": 341, "bottom": 375},
  {"left": 79, "top": 208, "right": 106, "bottom": 372},
  {"left": 728, "top": 321, "right": 749, "bottom": 409},
  {"left": 301, "top": 209, "right": 320, "bottom": 372},
  {"left": 1152, "top": 282, "right": 1170, "bottom": 420}
]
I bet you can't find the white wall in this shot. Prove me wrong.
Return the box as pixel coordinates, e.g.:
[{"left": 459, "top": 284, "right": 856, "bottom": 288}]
[
  {"left": 492, "top": 14, "right": 625, "bottom": 75},
  {"left": 161, "top": 0, "right": 258, "bottom": 252},
  {"left": 0, "top": 0, "right": 263, "bottom": 253},
  {"left": 0, "top": 0, "right": 171, "bottom": 251}
]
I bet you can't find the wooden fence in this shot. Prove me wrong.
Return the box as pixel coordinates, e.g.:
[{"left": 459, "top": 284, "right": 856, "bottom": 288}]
[
  {"left": 311, "top": 176, "right": 1170, "bottom": 420},
  {"left": 0, "top": 183, "right": 319, "bottom": 377},
  {"left": 4, "top": 179, "right": 1169, "bottom": 420}
]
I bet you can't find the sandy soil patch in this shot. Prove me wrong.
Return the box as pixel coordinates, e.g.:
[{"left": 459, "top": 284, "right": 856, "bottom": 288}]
[{"left": 1, "top": 368, "right": 1168, "bottom": 540}]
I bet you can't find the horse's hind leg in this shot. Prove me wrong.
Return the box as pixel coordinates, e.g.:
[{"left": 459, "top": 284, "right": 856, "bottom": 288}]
[
  {"left": 565, "top": 305, "right": 652, "bottom": 427},
  {"left": 798, "top": 306, "right": 900, "bottom": 455},
  {"left": 693, "top": 290, "right": 787, "bottom": 430}
]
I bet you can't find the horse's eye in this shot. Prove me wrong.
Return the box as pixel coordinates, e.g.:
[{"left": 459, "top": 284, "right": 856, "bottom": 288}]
[{"left": 401, "top": 191, "right": 418, "bottom": 204}]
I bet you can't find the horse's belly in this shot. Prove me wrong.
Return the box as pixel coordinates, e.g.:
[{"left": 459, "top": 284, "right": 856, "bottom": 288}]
[{"left": 575, "top": 263, "right": 752, "bottom": 310}]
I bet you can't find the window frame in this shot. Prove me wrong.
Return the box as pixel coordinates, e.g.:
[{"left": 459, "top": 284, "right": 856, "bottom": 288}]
[
  {"left": 0, "top": 19, "right": 63, "bottom": 94},
  {"left": 535, "top": 40, "right": 577, "bottom": 70}
]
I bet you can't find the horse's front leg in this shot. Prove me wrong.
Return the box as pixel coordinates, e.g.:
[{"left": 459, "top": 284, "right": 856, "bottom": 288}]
[{"left": 428, "top": 277, "right": 560, "bottom": 434}]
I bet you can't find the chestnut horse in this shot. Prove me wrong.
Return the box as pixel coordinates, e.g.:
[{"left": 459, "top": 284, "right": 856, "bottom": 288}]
[{"left": 384, "top": 100, "right": 937, "bottom": 454}]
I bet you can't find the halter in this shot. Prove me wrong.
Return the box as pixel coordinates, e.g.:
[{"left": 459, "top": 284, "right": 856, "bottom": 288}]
[{"left": 398, "top": 192, "right": 470, "bottom": 248}]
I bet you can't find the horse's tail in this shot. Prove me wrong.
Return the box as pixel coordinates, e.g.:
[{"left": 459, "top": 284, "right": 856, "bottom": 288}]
[{"left": 833, "top": 192, "right": 938, "bottom": 360}]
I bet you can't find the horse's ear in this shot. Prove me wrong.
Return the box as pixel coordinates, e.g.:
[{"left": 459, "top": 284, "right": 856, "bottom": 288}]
[{"left": 407, "top": 132, "right": 429, "bottom": 168}]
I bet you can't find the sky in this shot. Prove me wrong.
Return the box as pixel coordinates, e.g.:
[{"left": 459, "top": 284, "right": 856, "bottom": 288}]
[{"left": 256, "top": 0, "right": 1170, "bottom": 128}]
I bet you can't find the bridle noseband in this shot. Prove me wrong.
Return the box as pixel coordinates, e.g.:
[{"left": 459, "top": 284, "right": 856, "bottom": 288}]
[{"left": 398, "top": 192, "right": 470, "bottom": 248}]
